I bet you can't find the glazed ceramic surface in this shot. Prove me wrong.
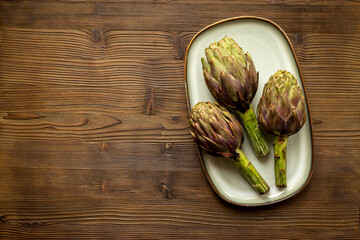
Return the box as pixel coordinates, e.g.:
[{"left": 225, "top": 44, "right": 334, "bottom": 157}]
[{"left": 185, "top": 17, "right": 313, "bottom": 206}]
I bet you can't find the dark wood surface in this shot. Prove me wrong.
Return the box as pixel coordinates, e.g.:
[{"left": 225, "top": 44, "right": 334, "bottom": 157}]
[{"left": 0, "top": 1, "right": 359, "bottom": 239}]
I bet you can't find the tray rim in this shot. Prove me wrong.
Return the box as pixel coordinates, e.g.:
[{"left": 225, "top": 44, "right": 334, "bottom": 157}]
[{"left": 184, "top": 16, "right": 315, "bottom": 207}]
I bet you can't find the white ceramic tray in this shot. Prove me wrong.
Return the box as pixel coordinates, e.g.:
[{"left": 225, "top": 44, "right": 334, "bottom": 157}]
[{"left": 185, "top": 16, "right": 314, "bottom": 206}]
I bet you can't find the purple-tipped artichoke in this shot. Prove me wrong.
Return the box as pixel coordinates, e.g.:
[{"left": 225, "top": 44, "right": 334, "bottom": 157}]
[
  {"left": 189, "top": 101, "right": 244, "bottom": 158},
  {"left": 201, "top": 37, "right": 258, "bottom": 112},
  {"left": 190, "top": 102, "right": 269, "bottom": 194},
  {"left": 201, "top": 36, "right": 269, "bottom": 157},
  {"left": 257, "top": 70, "right": 307, "bottom": 187}
]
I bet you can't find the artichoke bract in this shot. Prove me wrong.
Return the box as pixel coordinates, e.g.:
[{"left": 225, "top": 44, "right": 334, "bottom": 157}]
[
  {"left": 201, "top": 36, "right": 269, "bottom": 157},
  {"left": 190, "top": 101, "right": 270, "bottom": 194},
  {"left": 257, "top": 70, "right": 306, "bottom": 187}
]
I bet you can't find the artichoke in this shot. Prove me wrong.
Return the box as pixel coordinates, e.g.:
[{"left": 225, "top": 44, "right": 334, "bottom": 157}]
[
  {"left": 201, "top": 36, "right": 269, "bottom": 157},
  {"left": 190, "top": 101, "right": 270, "bottom": 194},
  {"left": 257, "top": 70, "right": 306, "bottom": 187}
]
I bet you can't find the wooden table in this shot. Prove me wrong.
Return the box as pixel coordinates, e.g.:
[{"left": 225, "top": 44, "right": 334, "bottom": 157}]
[{"left": 0, "top": 1, "right": 359, "bottom": 239}]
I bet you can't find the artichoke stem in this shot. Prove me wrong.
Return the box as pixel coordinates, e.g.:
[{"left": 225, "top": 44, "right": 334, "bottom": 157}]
[
  {"left": 274, "top": 135, "right": 288, "bottom": 187},
  {"left": 237, "top": 106, "right": 270, "bottom": 157},
  {"left": 232, "top": 148, "right": 270, "bottom": 194}
]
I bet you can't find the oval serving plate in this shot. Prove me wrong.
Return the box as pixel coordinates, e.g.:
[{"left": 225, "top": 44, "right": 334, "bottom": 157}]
[{"left": 185, "top": 16, "right": 314, "bottom": 206}]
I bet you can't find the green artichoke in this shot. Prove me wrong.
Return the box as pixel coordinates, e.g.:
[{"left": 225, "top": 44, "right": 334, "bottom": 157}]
[
  {"left": 201, "top": 36, "right": 269, "bottom": 157},
  {"left": 190, "top": 101, "right": 270, "bottom": 194},
  {"left": 257, "top": 70, "right": 307, "bottom": 187}
]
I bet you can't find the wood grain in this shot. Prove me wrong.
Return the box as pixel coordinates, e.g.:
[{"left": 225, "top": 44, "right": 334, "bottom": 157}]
[
  {"left": 0, "top": 1, "right": 359, "bottom": 239},
  {"left": 1, "top": 1, "right": 360, "bottom": 33}
]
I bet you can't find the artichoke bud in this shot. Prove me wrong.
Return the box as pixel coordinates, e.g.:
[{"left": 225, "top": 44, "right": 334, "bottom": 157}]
[
  {"left": 189, "top": 102, "right": 244, "bottom": 157},
  {"left": 257, "top": 70, "right": 306, "bottom": 136},
  {"left": 201, "top": 36, "right": 258, "bottom": 113}
]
